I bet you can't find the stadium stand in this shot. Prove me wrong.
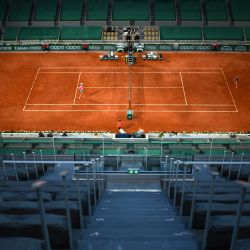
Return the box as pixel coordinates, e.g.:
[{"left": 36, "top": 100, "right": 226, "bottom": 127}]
[
  {"left": 1, "top": 0, "right": 250, "bottom": 249},
  {"left": 205, "top": 0, "right": 228, "bottom": 21},
  {"left": 179, "top": 0, "right": 201, "bottom": 21},
  {"left": 8, "top": 0, "right": 33, "bottom": 22},
  {"left": 18, "top": 27, "right": 60, "bottom": 40},
  {"left": 87, "top": 0, "right": 109, "bottom": 21},
  {"left": 203, "top": 27, "right": 244, "bottom": 41},
  {"left": 231, "top": 0, "right": 250, "bottom": 21},
  {"left": 61, "top": 0, "right": 84, "bottom": 21},
  {"left": 154, "top": 0, "right": 176, "bottom": 21},
  {"left": 0, "top": 0, "right": 9, "bottom": 22},
  {"left": 245, "top": 27, "right": 250, "bottom": 42},
  {"left": 112, "top": 0, "right": 149, "bottom": 21},
  {"left": 2, "top": 27, "right": 19, "bottom": 41},
  {"left": 160, "top": 26, "right": 202, "bottom": 40},
  {"left": 1, "top": 133, "right": 250, "bottom": 249},
  {"left": 35, "top": 0, "right": 57, "bottom": 21},
  {"left": 60, "top": 26, "right": 102, "bottom": 40}
]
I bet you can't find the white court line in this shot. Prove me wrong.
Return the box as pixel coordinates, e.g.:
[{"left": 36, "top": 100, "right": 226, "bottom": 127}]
[
  {"left": 180, "top": 72, "right": 221, "bottom": 74},
  {"left": 220, "top": 68, "right": 238, "bottom": 112},
  {"left": 26, "top": 103, "right": 128, "bottom": 106},
  {"left": 40, "top": 67, "right": 131, "bottom": 69},
  {"left": 134, "top": 104, "right": 235, "bottom": 106},
  {"left": 180, "top": 73, "right": 187, "bottom": 106},
  {"left": 25, "top": 103, "right": 236, "bottom": 106},
  {"left": 39, "top": 66, "right": 223, "bottom": 69},
  {"left": 73, "top": 72, "right": 81, "bottom": 104},
  {"left": 23, "top": 67, "right": 40, "bottom": 111},
  {"left": 39, "top": 72, "right": 84, "bottom": 74},
  {"left": 38, "top": 71, "right": 221, "bottom": 74},
  {"left": 23, "top": 109, "right": 238, "bottom": 113},
  {"left": 83, "top": 86, "right": 182, "bottom": 89}
]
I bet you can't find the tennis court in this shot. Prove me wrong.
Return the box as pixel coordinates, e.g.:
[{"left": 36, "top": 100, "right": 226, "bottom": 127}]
[
  {"left": 24, "top": 66, "right": 236, "bottom": 112},
  {"left": 0, "top": 52, "right": 250, "bottom": 132}
]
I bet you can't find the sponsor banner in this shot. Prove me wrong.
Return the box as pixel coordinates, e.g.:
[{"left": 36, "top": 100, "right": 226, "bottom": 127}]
[
  {"left": 233, "top": 45, "right": 247, "bottom": 51},
  {"left": 87, "top": 44, "right": 116, "bottom": 51},
  {"left": 144, "top": 44, "right": 158, "bottom": 51},
  {"left": 49, "top": 44, "right": 82, "bottom": 51},
  {"left": 0, "top": 46, "right": 12, "bottom": 51},
  {"left": 220, "top": 45, "right": 233, "bottom": 51},
  {"left": 0, "top": 45, "right": 42, "bottom": 51},
  {"left": 0, "top": 43, "right": 250, "bottom": 52},
  {"left": 195, "top": 45, "right": 212, "bottom": 51},
  {"left": 159, "top": 45, "right": 172, "bottom": 51},
  {"left": 0, "top": 44, "right": 117, "bottom": 51}
]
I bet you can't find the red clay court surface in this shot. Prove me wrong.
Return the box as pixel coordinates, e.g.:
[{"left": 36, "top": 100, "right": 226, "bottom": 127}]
[{"left": 0, "top": 52, "right": 250, "bottom": 133}]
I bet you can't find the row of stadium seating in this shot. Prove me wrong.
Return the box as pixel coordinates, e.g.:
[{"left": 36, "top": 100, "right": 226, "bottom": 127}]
[
  {"left": 0, "top": 178, "right": 102, "bottom": 248},
  {"left": 2, "top": 136, "right": 250, "bottom": 160},
  {"left": 166, "top": 166, "right": 250, "bottom": 249},
  {"left": 1, "top": 26, "right": 250, "bottom": 41},
  {"left": 1, "top": 26, "right": 102, "bottom": 41},
  {"left": 0, "top": 0, "right": 250, "bottom": 23}
]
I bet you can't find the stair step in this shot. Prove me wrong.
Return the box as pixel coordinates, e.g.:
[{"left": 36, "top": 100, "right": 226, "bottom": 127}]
[
  {"left": 82, "top": 227, "right": 190, "bottom": 237},
  {"left": 95, "top": 205, "right": 170, "bottom": 209},
  {"left": 100, "top": 196, "right": 167, "bottom": 201},
  {"left": 93, "top": 211, "right": 177, "bottom": 217},
  {"left": 88, "top": 215, "right": 179, "bottom": 221},
  {"left": 79, "top": 189, "right": 198, "bottom": 249},
  {"left": 101, "top": 197, "right": 168, "bottom": 201},
  {"left": 78, "top": 239, "right": 198, "bottom": 250},
  {"left": 94, "top": 208, "right": 177, "bottom": 216},
  {"left": 87, "top": 220, "right": 185, "bottom": 229},
  {"left": 103, "top": 191, "right": 164, "bottom": 197},
  {"left": 98, "top": 200, "right": 169, "bottom": 206}
]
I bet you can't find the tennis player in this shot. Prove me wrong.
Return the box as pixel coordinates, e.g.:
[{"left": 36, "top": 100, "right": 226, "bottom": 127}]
[
  {"left": 233, "top": 76, "right": 239, "bottom": 89},
  {"left": 78, "top": 83, "right": 84, "bottom": 98}
]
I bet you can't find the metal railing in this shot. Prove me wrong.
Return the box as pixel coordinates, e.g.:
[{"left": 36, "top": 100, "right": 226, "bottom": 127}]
[{"left": 166, "top": 160, "right": 250, "bottom": 250}]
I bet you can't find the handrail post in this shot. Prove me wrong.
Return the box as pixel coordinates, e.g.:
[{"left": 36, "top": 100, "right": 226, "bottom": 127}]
[
  {"left": 228, "top": 151, "right": 235, "bottom": 180},
  {"left": 100, "top": 156, "right": 104, "bottom": 193},
  {"left": 189, "top": 166, "right": 200, "bottom": 229},
  {"left": 202, "top": 172, "right": 218, "bottom": 250},
  {"left": 160, "top": 136, "right": 163, "bottom": 163},
  {"left": 23, "top": 152, "right": 29, "bottom": 181},
  {"left": 86, "top": 164, "right": 92, "bottom": 216},
  {"left": 180, "top": 163, "right": 187, "bottom": 216},
  {"left": 75, "top": 167, "right": 84, "bottom": 230},
  {"left": 163, "top": 156, "right": 168, "bottom": 191},
  {"left": 102, "top": 137, "right": 105, "bottom": 160},
  {"left": 208, "top": 138, "right": 213, "bottom": 162},
  {"left": 52, "top": 137, "right": 56, "bottom": 161},
  {"left": 91, "top": 159, "right": 97, "bottom": 206},
  {"left": 32, "top": 151, "right": 39, "bottom": 179},
  {"left": 173, "top": 160, "right": 180, "bottom": 206},
  {"left": 230, "top": 182, "right": 249, "bottom": 250},
  {"left": 2, "top": 161, "right": 8, "bottom": 181},
  {"left": 96, "top": 158, "right": 101, "bottom": 198},
  {"left": 40, "top": 149, "right": 45, "bottom": 175},
  {"left": 168, "top": 158, "right": 174, "bottom": 198},
  {"left": 32, "top": 180, "right": 51, "bottom": 250},
  {"left": 221, "top": 150, "right": 227, "bottom": 175},
  {"left": 144, "top": 147, "right": 148, "bottom": 171},
  {"left": 116, "top": 147, "right": 120, "bottom": 171},
  {"left": 237, "top": 153, "right": 244, "bottom": 180},
  {"left": 60, "top": 171, "right": 73, "bottom": 250},
  {"left": 11, "top": 153, "right": 19, "bottom": 181}
]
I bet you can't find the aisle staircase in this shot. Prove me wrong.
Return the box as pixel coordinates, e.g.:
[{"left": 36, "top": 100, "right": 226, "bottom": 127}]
[{"left": 78, "top": 189, "right": 199, "bottom": 250}]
